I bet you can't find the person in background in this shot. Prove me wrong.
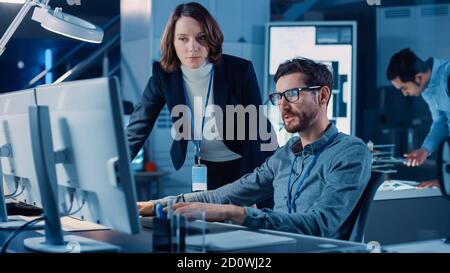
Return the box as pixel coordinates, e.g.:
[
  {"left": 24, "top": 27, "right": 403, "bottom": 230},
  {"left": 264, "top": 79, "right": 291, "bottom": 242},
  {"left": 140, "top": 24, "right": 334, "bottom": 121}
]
[{"left": 387, "top": 48, "right": 450, "bottom": 167}]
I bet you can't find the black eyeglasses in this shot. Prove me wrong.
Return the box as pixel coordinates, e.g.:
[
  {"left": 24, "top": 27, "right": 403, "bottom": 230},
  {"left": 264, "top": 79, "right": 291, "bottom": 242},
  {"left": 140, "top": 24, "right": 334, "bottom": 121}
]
[{"left": 268, "top": 86, "right": 322, "bottom": 106}]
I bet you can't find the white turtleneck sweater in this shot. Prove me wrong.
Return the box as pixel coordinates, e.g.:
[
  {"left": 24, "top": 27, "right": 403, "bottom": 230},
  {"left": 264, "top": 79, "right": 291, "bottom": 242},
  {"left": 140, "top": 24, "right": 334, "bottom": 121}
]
[{"left": 181, "top": 63, "right": 241, "bottom": 162}]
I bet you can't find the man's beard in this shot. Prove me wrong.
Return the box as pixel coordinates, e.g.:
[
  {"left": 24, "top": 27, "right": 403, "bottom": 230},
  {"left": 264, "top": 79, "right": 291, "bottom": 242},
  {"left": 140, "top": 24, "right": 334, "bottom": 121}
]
[{"left": 283, "top": 108, "right": 319, "bottom": 133}]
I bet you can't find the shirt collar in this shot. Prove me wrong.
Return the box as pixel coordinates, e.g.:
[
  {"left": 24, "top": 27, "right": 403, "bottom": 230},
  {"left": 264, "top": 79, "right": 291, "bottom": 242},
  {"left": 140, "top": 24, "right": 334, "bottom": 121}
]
[
  {"left": 180, "top": 62, "right": 212, "bottom": 82},
  {"left": 424, "top": 58, "right": 439, "bottom": 92},
  {"left": 291, "top": 123, "right": 338, "bottom": 156}
]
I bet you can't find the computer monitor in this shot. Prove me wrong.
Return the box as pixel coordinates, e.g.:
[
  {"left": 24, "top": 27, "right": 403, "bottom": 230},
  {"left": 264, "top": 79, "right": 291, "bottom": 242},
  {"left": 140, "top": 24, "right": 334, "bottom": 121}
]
[
  {"left": 0, "top": 89, "right": 44, "bottom": 229},
  {"left": 264, "top": 21, "right": 357, "bottom": 145},
  {"left": 438, "top": 137, "right": 450, "bottom": 198},
  {"left": 23, "top": 77, "right": 141, "bottom": 252}
]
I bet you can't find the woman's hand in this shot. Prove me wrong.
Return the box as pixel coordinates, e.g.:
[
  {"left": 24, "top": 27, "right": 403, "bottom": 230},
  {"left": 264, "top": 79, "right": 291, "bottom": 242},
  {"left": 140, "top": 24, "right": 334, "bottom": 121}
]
[{"left": 137, "top": 201, "right": 155, "bottom": 216}]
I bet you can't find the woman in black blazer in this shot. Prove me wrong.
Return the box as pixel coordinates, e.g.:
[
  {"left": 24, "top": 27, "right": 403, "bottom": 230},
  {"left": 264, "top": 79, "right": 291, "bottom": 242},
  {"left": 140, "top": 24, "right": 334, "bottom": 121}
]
[{"left": 127, "top": 2, "right": 275, "bottom": 193}]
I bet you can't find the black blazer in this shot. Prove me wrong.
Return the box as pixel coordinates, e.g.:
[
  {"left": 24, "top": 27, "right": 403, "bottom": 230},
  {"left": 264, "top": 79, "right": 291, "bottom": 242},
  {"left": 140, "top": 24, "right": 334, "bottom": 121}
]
[{"left": 127, "top": 54, "right": 276, "bottom": 175}]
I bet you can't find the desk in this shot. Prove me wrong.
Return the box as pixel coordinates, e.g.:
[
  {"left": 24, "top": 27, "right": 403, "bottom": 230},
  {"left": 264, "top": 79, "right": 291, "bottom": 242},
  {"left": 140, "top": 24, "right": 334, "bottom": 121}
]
[
  {"left": 384, "top": 238, "right": 450, "bottom": 253},
  {"left": 366, "top": 186, "right": 450, "bottom": 245},
  {"left": 0, "top": 221, "right": 370, "bottom": 253},
  {"left": 134, "top": 171, "right": 170, "bottom": 201}
]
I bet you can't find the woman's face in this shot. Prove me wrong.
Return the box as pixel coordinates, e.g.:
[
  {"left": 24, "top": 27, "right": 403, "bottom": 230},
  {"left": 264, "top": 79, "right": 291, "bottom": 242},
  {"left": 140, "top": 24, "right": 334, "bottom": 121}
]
[{"left": 173, "top": 16, "right": 209, "bottom": 69}]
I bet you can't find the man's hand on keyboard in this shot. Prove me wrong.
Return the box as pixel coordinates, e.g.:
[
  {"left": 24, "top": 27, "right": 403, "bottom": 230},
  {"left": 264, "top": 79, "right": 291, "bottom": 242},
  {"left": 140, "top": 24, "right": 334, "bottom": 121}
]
[{"left": 171, "top": 202, "right": 246, "bottom": 225}]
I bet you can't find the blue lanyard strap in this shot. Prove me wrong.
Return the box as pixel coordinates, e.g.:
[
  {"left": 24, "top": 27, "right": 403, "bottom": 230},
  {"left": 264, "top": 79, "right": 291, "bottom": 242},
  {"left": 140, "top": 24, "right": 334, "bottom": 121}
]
[
  {"left": 182, "top": 67, "right": 214, "bottom": 163},
  {"left": 286, "top": 132, "right": 339, "bottom": 214}
]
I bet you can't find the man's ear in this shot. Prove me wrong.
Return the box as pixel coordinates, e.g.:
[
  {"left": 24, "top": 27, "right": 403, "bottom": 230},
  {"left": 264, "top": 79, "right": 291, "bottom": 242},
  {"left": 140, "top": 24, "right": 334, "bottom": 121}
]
[
  {"left": 319, "top": 86, "right": 331, "bottom": 106},
  {"left": 415, "top": 73, "right": 424, "bottom": 86}
]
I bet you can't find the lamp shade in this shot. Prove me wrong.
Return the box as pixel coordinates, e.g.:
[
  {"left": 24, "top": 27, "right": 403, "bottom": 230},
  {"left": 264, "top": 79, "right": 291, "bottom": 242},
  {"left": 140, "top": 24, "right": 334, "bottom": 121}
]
[{"left": 32, "top": 6, "right": 104, "bottom": 44}]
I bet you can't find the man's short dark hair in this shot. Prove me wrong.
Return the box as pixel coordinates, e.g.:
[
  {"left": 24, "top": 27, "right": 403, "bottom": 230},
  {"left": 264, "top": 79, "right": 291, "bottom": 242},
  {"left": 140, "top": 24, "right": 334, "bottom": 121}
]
[
  {"left": 274, "top": 58, "right": 333, "bottom": 91},
  {"left": 386, "top": 48, "right": 430, "bottom": 82}
]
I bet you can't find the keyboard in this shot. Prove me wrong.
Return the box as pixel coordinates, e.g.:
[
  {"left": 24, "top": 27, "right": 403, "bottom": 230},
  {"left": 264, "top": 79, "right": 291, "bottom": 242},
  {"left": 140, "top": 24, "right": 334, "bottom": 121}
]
[
  {"left": 6, "top": 202, "right": 43, "bottom": 216},
  {"left": 140, "top": 216, "right": 211, "bottom": 235},
  {"left": 186, "top": 230, "right": 296, "bottom": 251},
  {"left": 140, "top": 216, "right": 154, "bottom": 229}
]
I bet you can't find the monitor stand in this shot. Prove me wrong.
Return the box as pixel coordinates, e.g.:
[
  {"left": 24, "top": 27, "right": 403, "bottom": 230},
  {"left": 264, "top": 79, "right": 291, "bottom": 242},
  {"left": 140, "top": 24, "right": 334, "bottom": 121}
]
[{"left": 24, "top": 235, "right": 119, "bottom": 253}]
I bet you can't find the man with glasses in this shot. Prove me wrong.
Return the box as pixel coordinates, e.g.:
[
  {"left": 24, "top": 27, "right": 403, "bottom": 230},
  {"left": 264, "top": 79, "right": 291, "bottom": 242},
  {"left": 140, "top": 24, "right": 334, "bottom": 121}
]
[{"left": 137, "top": 58, "right": 372, "bottom": 239}]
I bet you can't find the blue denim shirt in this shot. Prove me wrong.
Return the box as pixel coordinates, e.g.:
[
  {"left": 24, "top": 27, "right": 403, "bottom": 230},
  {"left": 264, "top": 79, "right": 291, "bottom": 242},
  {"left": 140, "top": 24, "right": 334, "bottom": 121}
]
[
  {"left": 170, "top": 124, "right": 372, "bottom": 239},
  {"left": 421, "top": 58, "right": 450, "bottom": 154}
]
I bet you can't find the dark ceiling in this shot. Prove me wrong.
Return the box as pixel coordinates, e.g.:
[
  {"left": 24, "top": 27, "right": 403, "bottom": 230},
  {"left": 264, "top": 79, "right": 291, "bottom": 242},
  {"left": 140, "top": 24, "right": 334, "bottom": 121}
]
[
  {"left": 2, "top": 0, "right": 449, "bottom": 37},
  {"left": 271, "top": 0, "right": 450, "bottom": 20}
]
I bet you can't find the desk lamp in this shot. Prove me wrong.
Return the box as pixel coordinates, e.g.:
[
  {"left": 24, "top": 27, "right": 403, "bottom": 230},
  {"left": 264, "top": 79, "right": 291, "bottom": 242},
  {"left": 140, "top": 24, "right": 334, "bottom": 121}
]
[{"left": 0, "top": 0, "right": 104, "bottom": 56}]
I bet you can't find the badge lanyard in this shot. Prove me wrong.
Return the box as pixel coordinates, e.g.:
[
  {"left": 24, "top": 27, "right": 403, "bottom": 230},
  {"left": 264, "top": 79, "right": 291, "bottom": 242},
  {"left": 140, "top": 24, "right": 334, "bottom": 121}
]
[
  {"left": 182, "top": 68, "right": 214, "bottom": 164},
  {"left": 286, "top": 132, "right": 339, "bottom": 214}
]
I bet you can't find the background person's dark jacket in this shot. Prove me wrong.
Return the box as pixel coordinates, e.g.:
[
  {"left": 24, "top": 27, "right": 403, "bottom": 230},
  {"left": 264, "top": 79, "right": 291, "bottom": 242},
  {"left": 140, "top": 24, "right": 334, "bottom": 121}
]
[{"left": 127, "top": 54, "right": 277, "bottom": 177}]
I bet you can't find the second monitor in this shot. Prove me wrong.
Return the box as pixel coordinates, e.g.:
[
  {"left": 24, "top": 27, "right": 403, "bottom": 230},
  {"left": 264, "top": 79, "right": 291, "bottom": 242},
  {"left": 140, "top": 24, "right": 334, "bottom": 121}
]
[
  {"left": 24, "top": 77, "right": 141, "bottom": 252},
  {"left": 0, "top": 89, "right": 44, "bottom": 229}
]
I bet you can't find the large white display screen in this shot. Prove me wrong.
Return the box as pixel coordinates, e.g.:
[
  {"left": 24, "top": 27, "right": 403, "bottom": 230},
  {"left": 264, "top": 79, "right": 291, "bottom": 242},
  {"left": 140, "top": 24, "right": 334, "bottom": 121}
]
[{"left": 265, "top": 22, "right": 357, "bottom": 145}]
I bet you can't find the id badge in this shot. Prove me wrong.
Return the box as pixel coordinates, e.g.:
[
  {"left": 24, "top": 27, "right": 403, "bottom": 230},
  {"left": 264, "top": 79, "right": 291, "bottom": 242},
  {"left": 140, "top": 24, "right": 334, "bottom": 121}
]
[{"left": 192, "top": 164, "right": 207, "bottom": 192}]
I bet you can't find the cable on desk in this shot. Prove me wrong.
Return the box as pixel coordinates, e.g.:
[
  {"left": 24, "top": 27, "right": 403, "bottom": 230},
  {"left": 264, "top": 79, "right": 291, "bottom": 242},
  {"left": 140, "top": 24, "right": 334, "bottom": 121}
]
[
  {"left": 66, "top": 198, "right": 86, "bottom": 216},
  {"left": 7, "top": 185, "right": 25, "bottom": 199},
  {"left": 64, "top": 188, "right": 75, "bottom": 214},
  {"left": 63, "top": 188, "right": 86, "bottom": 217},
  {"left": 1, "top": 216, "right": 46, "bottom": 253}
]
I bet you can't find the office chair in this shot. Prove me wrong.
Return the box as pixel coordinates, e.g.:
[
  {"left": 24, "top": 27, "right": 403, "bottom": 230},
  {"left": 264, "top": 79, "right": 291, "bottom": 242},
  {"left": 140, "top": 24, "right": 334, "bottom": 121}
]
[{"left": 346, "top": 171, "right": 386, "bottom": 243}]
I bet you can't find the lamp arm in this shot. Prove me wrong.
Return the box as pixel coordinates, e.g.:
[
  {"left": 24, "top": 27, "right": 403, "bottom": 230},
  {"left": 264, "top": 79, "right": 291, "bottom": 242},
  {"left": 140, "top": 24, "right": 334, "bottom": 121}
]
[{"left": 0, "top": 0, "right": 41, "bottom": 56}]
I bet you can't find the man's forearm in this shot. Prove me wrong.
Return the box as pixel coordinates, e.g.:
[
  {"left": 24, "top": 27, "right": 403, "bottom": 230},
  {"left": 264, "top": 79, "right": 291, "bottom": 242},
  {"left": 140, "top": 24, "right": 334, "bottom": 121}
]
[
  {"left": 226, "top": 205, "right": 247, "bottom": 225},
  {"left": 422, "top": 119, "right": 449, "bottom": 154}
]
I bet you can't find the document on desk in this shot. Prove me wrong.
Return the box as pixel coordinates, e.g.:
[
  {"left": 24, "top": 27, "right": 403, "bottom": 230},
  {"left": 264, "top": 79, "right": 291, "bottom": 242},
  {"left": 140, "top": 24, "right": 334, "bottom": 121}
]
[
  {"left": 18, "top": 216, "right": 109, "bottom": 232},
  {"left": 186, "top": 230, "right": 296, "bottom": 251},
  {"left": 378, "top": 180, "right": 419, "bottom": 191},
  {"left": 59, "top": 216, "right": 109, "bottom": 231}
]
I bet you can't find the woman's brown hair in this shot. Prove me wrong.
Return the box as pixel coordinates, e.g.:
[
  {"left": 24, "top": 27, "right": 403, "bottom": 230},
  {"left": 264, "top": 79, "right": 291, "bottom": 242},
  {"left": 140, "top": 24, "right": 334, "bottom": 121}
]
[{"left": 160, "top": 2, "right": 224, "bottom": 72}]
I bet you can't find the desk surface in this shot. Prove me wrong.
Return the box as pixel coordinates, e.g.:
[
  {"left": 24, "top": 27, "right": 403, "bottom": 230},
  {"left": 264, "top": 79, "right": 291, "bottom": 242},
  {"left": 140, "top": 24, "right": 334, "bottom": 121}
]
[
  {"left": 384, "top": 238, "right": 450, "bottom": 253},
  {"left": 0, "top": 221, "right": 369, "bottom": 253}
]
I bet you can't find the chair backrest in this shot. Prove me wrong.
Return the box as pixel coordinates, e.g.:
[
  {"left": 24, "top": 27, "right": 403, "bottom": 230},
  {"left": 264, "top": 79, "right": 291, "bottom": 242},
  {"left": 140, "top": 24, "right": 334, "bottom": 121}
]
[{"left": 347, "top": 171, "right": 385, "bottom": 242}]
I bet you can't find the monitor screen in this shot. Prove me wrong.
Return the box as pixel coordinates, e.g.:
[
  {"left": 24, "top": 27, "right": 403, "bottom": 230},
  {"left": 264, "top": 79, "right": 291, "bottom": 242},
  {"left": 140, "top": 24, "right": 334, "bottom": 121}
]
[
  {"left": 265, "top": 22, "right": 357, "bottom": 145},
  {"left": 34, "top": 77, "right": 140, "bottom": 234},
  {"left": 0, "top": 89, "right": 41, "bottom": 208}
]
